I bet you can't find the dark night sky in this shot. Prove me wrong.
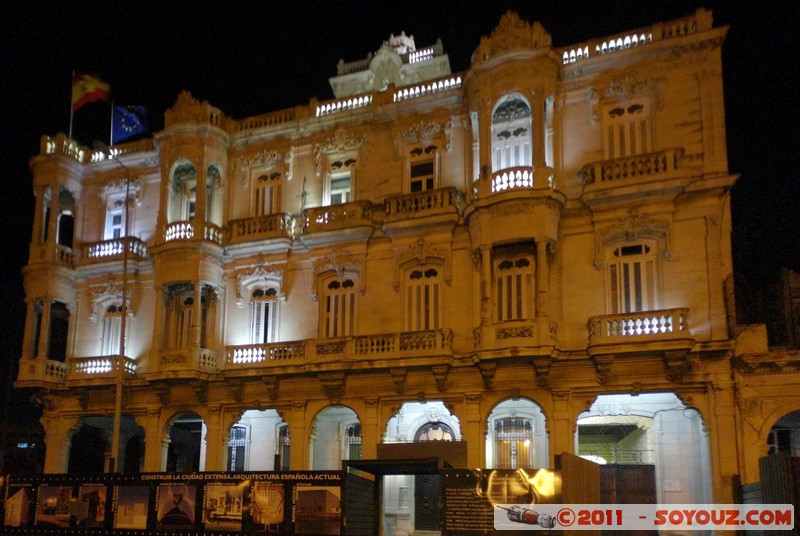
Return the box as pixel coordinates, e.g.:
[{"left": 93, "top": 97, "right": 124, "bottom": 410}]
[{"left": 0, "top": 2, "right": 797, "bottom": 423}]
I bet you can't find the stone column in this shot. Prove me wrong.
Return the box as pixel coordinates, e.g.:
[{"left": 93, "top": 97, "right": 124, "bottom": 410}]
[
  {"left": 42, "top": 413, "right": 78, "bottom": 473},
  {"left": 531, "top": 95, "right": 546, "bottom": 188},
  {"left": 191, "top": 281, "right": 202, "bottom": 349},
  {"left": 36, "top": 299, "right": 52, "bottom": 359},
  {"left": 288, "top": 401, "right": 307, "bottom": 470},
  {"left": 709, "top": 382, "right": 740, "bottom": 503},
  {"left": 462, "top": 393, "right": 484, "bottom": 468},
  {"left": 21, "top": 299, "right": 37, "bottom": 359},
  {"left": 549, "top": 390, "right": 574, "bottom": 467},
  {"left": 203, "top": 405, "right": 224, "bottom": 471},
  {"left": 141, "top": 410, "right": 164, "bottom": 472},
  {"left": 360, "top": 397, "right": 380, "bottom": 460}
]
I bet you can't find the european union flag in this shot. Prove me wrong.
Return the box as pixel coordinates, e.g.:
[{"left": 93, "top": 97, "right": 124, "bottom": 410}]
[{"left": 112, "top": 105, "right": 148, "bottom": 144}]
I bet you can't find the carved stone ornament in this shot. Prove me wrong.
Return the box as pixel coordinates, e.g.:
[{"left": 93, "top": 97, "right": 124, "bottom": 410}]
[
  {"left": 393, "top": 238, "right": 451, "bottom": 290},
  {"left": 263, "top": 375, "right": 279, "bottom": 401},
  {"left": 391, "top": 368, "right": 407, "bottom": 395},
  {"left": 101, "top": 178, "right": 143, "bottom": 206},
  {"left": 432, "top": 365, "right": 449, "bottom": 393},
  {"left": 473, "top": 11, "right": 552, "bottom": 64},
  {"left": 311, "top": 248, "right": 366, "bottom": 300},
  {"left": 319, "top": 373, "right": 345, "bottom": 404},
  {"left": 313, "top": 128, "right": 365, "bottom": 177},
  {"left": 594, "top": 209, "right": 670, "bottom": 267},
  {"left": 90, "top": 280, "right": 133, "bottom": 321},
  {"left": 402, "top": 120, "right": 442, "bottom": 144},
  {"left": 479, "top": 362, "right": 496, "bottom": 391},
  {"left": 236, "top": 261, "right": 285, "bottom": 305},
  {"left": 589, "top": 72, "right": 664, "bottom": 123}
]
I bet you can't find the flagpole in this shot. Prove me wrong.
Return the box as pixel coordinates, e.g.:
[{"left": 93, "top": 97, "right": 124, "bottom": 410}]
[
  {"left": 68, "top": 70, "right": 75, "bottom": 139},
  {"left": 110, "top": 100, "right": 115, "bottom": 147}
]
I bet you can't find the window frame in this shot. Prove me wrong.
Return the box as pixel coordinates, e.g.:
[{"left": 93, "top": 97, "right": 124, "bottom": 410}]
[{"left": 605, "top": 239, "right": 659, "bottom": 314}]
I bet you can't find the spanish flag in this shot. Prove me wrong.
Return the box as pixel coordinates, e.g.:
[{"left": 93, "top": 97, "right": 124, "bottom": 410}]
[{"left": 72, "top": 73, "right": 111, "bottom": 111}]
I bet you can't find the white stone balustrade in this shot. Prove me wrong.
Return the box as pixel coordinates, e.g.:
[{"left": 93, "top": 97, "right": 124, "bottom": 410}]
[
  {"left": 491, "top": 166, "right": 534, "bottom": 193},
  {"left": 384, "top": 187, "right": 462, "bottom": 221},
  {"left": 82, "top": 237, "right": 148, "bottom": 263},
  {"left": 69, "top": 355, "right": 137, "bottom": 379},
  {"left": 316, "top": 95, "right": 373, "bottom": 117},
  {"left": 587, "top": 308, "right": 690, "bottom": 345},
  {"left": 393, "top": 75, "right": 462, "bottom": 102}
]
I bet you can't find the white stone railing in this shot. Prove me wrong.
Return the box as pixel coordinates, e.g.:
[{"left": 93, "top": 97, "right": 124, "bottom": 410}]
[
  {"left": 236, "top": 108, "right": 297, "bottom": 132},
  {"left": 393, "top": 75, "right": 462, "bottom": 102},
  {"left": 69, "top": 355, "right": 137, "bottom": 378},
  {"left": 492, "top": 166, "right": 534, "bottom": 193},
  {"left": 384, "top": 187, "right": 462, "bottom": 221},
  {"left": 560, "top": 10, "right": 709, "bottom": 65},
  {"left": 82, "top": 237, "right": 148, "bottom": 263},
  {"left": 204, "top": 222, "right": 224, "bottom": 245},
  {"left": 159, "top": 348, "right": 217, "bottom": 373},
  {"left": 41, "top": 133, "right": 86, "bottom": 162},
  {"left": 316, "top": 95, "right": 373, "bottom": 117},
  {"left": 581, "top": 148, "right": 684, "bottom": 188},
  {"left": 227, "top": 342, "right": 307, "bottom": 365},
  {"left": 228, "top": 213, "right": 295, "bottom": 244},
  {"left": 165, "top": 220, "right": 194, "bottom": 241},
  {"left": 408, "top": 47, "right": 434, "bottom": 63},
  {"left": 587, "top": 308, "right": 690, "bottom": 345}
]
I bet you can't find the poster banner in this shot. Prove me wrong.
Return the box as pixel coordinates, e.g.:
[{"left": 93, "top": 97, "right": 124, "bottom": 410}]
[{"left": 1, "top": 471, "right": 342, "bottom": 535}]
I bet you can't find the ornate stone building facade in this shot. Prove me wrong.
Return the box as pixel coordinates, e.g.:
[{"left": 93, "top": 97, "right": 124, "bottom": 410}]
[{"left": 16, "top": 8, "right": 799, "bottom": 531}]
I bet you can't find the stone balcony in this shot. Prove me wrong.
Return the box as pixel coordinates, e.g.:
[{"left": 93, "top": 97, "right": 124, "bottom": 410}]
[
  {"left": 164, "top": 220, "right": 224, "bottom": 246},
  {"left": 228, "top": 213, "right": 295, "bottom": 244},
  {"left": 81, "top": 237, "right": 149, "bottom": 264},
  {"left": 580, "top": 148, "right": 688, "bottom": 207},
  {"left": 30, "top": 243, "right": 78, "bottom": 267},
  {"left": 67, "top": 355, "right": 137, "bottom": 383},
  {"left": 383, "top": 187, "right": 463, "bottom": 235},
  {"left": 300, "top": 201, "right": 376, "bottom": 245},
  {"left": 15, "top": 358, "right": 68, "bottom": 387},
  {"left": 157, "top": 348, "right": 219, "bottom": 374},
  {"left": 225, "top": 329, "right": 453, "bottom": 375},
  {"left": 471, "top": 165, "right": 556, "bottom": 200}
]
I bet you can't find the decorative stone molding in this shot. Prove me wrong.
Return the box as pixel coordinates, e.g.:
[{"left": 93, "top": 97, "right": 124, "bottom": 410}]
[
  {"left": 227, "top": 378, "right": 244, "bottom": 403},
  {"left": 101, "top": 178, "right": 143, "bottom": 206},
  {"left": 594, "top": 209, "right": 671, "bottom": 267},
  {"left": 532, "top": 356, "right": 551, "bottom": 388},
  {"left": 588, "top": 73, "right": 664, "bottom": 123},
  {"left": 664, "top": 350, "right": 691, "bottom": 382},
  {"left": 89, "top": 280, "right": 134, "bottom": 321},
  {"left": 236, "top": 261, "right": 286, "bottom": 306},
  {"left": 153, "top": 383, "right": 171, "bottom": 406},
  {"left": 473, "top": 11, "right": 552, "bottom": 64},
  {"left": 319, "top": 372, "right": 345, "bottom": 404},
  {"left": 313, "top": 128, "right": 365, "bottom": 177},
  {"left": 263, "top": 375, "right": 280, "bottom": 401},
  {"left": 593, "top": 355, "right": 614, "bottom": 385},
  {"left": 479, "top": 362, "right": 496, "bottom": 391},
  {"left": 191, "top": 380, "right": 208, "bottom": 404},
  {"left": 432, "top": 365, "right": 449, "bottom": 392},
  {"left": 393, "top": 238, "right": 451, "bottom": 290},
  {"left": 391, "top": 368, "right": 407, "bottom": 395},
  {"left": 311, "top": 248, "right": 366, "bottom": 300}
]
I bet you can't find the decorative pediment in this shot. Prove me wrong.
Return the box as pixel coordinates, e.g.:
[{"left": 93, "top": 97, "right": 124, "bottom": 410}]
[
  {"left": 393, "top": 238, "right": 451, "bottom": 290},
  {"left": 473, "top": 11, "right": 551, "bottom": 64},
  {"left": 313, "top": 128, "right": 366, "bottom": 176},
  {"left": 588, "top": 72, "right": 664, "bottom": 123},
  {"left": 311, "top": 248, "right": 366, "bottom": 300},
  {"left": 89, "top": 280, "right": 133, "bottom": 322},
  {"left": 100, "top": 178, "right": 143, "bottom": 206},
  {"left": 236, "top": 261, "right": 286, "bottom": 306},
  {"left": 237, "top": 149, "right": 293, "bottom": 186},
  {"left": 594, "top": 209, "right": 671, "bottom": 268}
]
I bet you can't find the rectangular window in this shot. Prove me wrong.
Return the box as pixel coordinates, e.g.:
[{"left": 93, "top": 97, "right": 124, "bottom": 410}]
[
  {"left": 101, "top": 314, "right": 122, "bottom": 355},
  {"left": 329, "top": 173, "right": 351, "bottom": 205},
  {"left": 603, "top": 99, "right": 651, "bottom": 159},
  {"left": 410, "top": 161, "right": 435, "bottom": 192},
  {"left": 250, "top": 300, "right": 277, "bottom": 344},
  {"left": 105, "top": 209, "right": 125, "bottom": 239},
  {"left": 608, "top": 243, "right": 657, "bottom": 313},
  {"left": 406, "top": 268, "right": 441, "bottom": 331},
  {"left": 494, "top": 255, "right": 534, "bottom": 321},
  {"left": 324, "top": 278, "right": 356, "bottom": 338},
  {"left": 253, "top": 172, "right": 282, "bottom": 216}
]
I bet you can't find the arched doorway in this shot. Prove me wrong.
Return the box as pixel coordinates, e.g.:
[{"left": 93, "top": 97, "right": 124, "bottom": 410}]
[
  {"left": 382, "top": 401, "right": 461, "bottom": 535},
  {"left": 166, "top": 412, "right": 205, "bottom": 472},
  {"left": 68, "top": 423, "right": 107, "bottom": 475},
  {"left": 576, "top": 393, "right": 712, "bottom": 504},
  {"left": 310, "top": 405, "right": 361, "bottom": 470},
  {"left": 767, "top": 409, "right": 800, "bottom": 455},
  {"left": 227, "top": 409, "right": 286, "bottom": 471},
  {"left": 485, "top": 398, "right": 548, "bottom": 469}
]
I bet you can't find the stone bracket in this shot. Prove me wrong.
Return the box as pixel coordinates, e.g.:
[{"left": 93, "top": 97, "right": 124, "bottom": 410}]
[
  {"left": 390, "top": 367, "right": 407, "bottom": 395},
  {"left": 592, "top": 355, "right": 615, "bottom": 385},
  {"left": 227, "top": 378, "right": 244, "bottom": 403},
  {"left": 191, "top": 380, "right": 208, "bottom": 404},
  {"left": 664, "top": 350, "right": 691, "bottom": 382},
  {"left": 532, "top": 356, "right": 552, "bottom": 387},
  {"left": 319, "top": 372, "right": 345, "bottom": 404},
  {"left": 153, "top": 382, "right": 171, "bottom": 406},
  {"left": 432, "top": 365, "right": 450, "bottom": 392},
  {"left": 263, "top": 375, "right": 279, "bottom": 401},
  {"left": 479, "top": 362, "right": 496, "bottom": 390}
]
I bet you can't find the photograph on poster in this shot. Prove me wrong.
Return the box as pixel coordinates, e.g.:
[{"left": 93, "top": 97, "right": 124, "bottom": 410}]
[
  {"left": 203, "top": 482, "right": 246, "bottom": 531},
  {"left": 156, "top": 483, "right": 196, "bottom": 528},
  {"left": 4, "top": 487, "right": 32, "bottom": 527},
  {"left": 76, "top": 484, "right": 107, "bottom": 527},
  {"left": 35, "top": 485, "right": 72, "bottom": 528},
  {"left": 295, "top": 485, "right": 341, "bottom": 536},
  {"left": 251, "top": 482, "right": 284, "bottom": 533},
  {"left": 114, "top": 485, "right": 150, "bottom": 530}
]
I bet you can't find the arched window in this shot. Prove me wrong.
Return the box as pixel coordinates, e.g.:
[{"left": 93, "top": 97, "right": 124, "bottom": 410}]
[
  {"left": 406, "top": 266, "right": 441, "bottom": 331},
  {"left": 606, "top": 240, "right": 658, "bottom": 313},
  {"left": 414, "top": 422, "right": 455, "bottom": 442},
  {"left": 492, "top": 94, "right": 532, "bottom": 172}
]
